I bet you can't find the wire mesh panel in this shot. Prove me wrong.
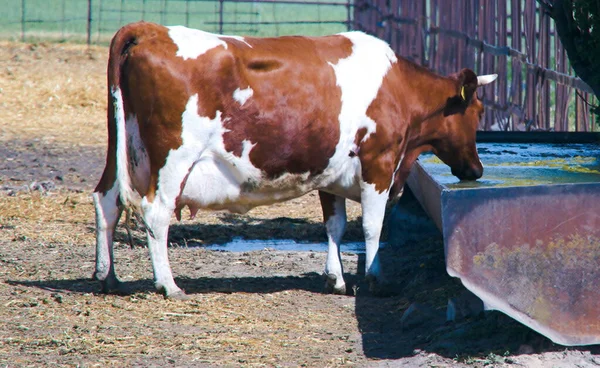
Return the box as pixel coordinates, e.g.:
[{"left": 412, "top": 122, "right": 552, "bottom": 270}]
[{"left": 0, "top": 0, "right": 352, "bottom": 44}]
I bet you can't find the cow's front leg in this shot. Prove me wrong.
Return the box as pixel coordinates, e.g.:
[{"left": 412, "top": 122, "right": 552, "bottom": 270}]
[
  {"left": 318, "top": 191, "right": 347, "bottom": 294},
  {"left": 141, "top": 196, "right": 187, "bottom": 299},
  {"left": 360, "top": 182, "right": 389, "bottom": 292},
  {"left": 93, "top": 186, "right": 123, "bottom": 293}
]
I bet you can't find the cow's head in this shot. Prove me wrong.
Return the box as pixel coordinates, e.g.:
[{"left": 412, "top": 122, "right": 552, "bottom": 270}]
[{"left": 428, "top": 69, "right": 497, "bottom": 181}]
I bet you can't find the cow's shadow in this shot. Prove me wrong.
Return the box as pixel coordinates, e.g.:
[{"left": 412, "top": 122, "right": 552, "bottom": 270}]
[
  {"left": 353, "top": 189, "right": 600, "bottom": 360},
  {"left": 9, "top": 190, "right": 600, "bottom": 361},
  {"left": 10, "top": 213, "right": 364, "bottom": 296}
]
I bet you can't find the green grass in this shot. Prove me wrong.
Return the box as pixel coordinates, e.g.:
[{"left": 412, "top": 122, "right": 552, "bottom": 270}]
[{"left": 0, "top": 0, "right": 351, "bottom": 44}]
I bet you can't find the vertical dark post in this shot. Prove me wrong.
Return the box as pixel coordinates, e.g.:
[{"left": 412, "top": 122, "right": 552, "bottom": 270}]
[
  {"left": 440, "top": 0, "right": 449, "bottom": 74},
  {"left": 524, "top": 0, "right": 537, "bottom": 128},
  {"left": 429, "top": 0, "right": 439, "bottom": 71},
  {"left": 554, "top": 35, "right": 569, "bottom": 131},
  {"left": 476, "top": 0, "right": 484, "bottom": 74},
  {"left": 483, "top": 0, "right": 496, "bottom": 130},
  {"left": 455, "top": 0, "right": 462, "bottom": 71},
  {"left": 497, "top": 0, "right": 507, "bottom": 128},
  {"left": 370, "top": 0, "right": 376, "bottom": 36},
  {"left": 219, "top": 0, "right": 224, "bottom": 34},
  {"left": 21, "top": 0, "right": 25, "bottom": 42},
  {"left": 87, "top": 0, "right": 93, "bottom": 46},
  {"left": 346, "top": 0, "right": 351, "bottom": 31},
  {"left": 576, "top": 92, "right": 590, "bottom": 131},
  {"left": 186, "top": 0, "right": 190, "bottom": 27},
  {"left": 387, "top": 0, "right": 396, "bottom": 50},
  {"left": 511, "top": 0, "right": 522, "bottom": 130},
  {"left": 537, "top": 4, "right": 550, "bottom": 130},
  {"left": 418, "top": 0, "right": 426, "bottom": 66}
]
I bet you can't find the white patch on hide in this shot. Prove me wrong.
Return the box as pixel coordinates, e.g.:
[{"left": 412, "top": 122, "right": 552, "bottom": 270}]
[
  {"left": 233, "top": 87, "right": 254, "bottom": 106},
  {"left": 156, "top": 94, "right": 282, "bottom": 214},
  {"left": 167, "top": 25, "right": 251, "bottom": 60},
  {"left": 321, "top": 32, "right": 397, "bottom": 192}
]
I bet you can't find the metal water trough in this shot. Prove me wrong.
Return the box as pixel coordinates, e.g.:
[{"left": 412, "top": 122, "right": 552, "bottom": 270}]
[{"left": 406, "top": 132, "right": 600, "bottom": 346}]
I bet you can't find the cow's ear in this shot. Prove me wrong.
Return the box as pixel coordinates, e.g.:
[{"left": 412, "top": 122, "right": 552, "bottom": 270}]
[
  {"left": 457, "top": 68, "right": 478, "bottom": 103},
  {"left": 443, "top": 68, "right": 479, "bottom": 116}
]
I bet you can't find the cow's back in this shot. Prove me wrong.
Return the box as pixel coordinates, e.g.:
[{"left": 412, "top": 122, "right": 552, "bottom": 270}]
[{"left": 109, "top": 22, "right": 397, "bottom": 213}]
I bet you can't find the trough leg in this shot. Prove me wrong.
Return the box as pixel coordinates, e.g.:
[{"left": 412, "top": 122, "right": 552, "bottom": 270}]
[
  {"left": 140, "top": 196, "right": 187, "bottom": 300},
  {"left": 360, "top": 183, "right": 388, "bottom": 292},
  {"left": 318, "top": 191, "right": 347, "bottom": 294},
  {"left": 93, "top": 186, "right": 123, "bottom": 293}
]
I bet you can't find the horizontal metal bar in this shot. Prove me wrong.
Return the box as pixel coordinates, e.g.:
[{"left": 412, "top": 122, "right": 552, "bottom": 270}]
[
  {"left": 12, "top": 18, "right": 88, "bottom": 24},
  {"left": 476, "top": 131, "right": 600, "bottom": 144},
  {"left": 190, "top": 0, "right": 351, "bottom": 5},
  {"left": 205, "top": 20, "right": 349, "bottom": 25},
  {"left": 429, "top": 26, "right": 594, "bottom": 94}
]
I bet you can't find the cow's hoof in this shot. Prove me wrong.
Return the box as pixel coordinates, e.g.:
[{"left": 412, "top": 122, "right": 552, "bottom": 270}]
[
  {"left": 94, "top": 273, "right": 124, "bottom": 294},
  {"left": 324, "top": 273, "right": 346, "bottom": 295},
  {"left": 166, "top": 290, "right": 190, "bottom": 300},
  {"left": 366, "top": 274, "right": 396, "bottom": 297}
]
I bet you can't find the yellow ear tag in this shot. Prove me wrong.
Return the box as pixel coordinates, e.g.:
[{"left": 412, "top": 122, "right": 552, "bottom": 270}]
[{"left": 460, "top": 86, "right": 466, "bottom": 101}]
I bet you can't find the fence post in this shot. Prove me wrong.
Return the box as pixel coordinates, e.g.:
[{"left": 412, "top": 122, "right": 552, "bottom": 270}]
[
  {"left": 346, "top": 0, "right": 351, "bottom": 31},
  {"left": 186, "top": 0, "right": 190, "bottom": 27},
  {"left": 87, "top": 0, "right": 93, "bottom": 46},
  {"left": 219, "top": 0, "right": 224, "bottom": 34}
]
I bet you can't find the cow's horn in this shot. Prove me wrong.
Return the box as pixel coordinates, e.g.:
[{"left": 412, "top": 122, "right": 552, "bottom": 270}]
[{"left": 477, "top": 74, "right": 498, "bottom": 86}]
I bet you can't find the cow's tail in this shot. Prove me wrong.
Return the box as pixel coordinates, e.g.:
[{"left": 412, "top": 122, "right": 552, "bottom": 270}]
[{"left": 105, "top": 23, "right": 143, "bottom": 212}]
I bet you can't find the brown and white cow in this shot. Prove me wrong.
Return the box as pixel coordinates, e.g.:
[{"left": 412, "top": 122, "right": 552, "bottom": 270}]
[{"left": 93, "top": 21, "right": 497, "bottom": 299}]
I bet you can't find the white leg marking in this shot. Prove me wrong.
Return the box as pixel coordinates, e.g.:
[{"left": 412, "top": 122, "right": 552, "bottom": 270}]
[
  {"left": 93, "top": 185, "right": 122, "bottom": 290},
  {"left": 324, "top": 195, "right": 347, "bottom": 293},
  {"left": 360, "top": 182, "right": 389, "bottom": 282},
  {"left": 141, "top": 196, "right": 183, "bottom": 297}
]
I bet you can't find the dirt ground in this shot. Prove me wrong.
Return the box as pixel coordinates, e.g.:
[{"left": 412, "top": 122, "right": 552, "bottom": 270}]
[{"left": 1, "top": 41, "right": 600, "bottom": 367}]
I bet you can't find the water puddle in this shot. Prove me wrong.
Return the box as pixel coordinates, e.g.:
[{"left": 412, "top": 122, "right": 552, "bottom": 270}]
[{"left": 204, "top": 237, "right": 373, "bottom": 253}]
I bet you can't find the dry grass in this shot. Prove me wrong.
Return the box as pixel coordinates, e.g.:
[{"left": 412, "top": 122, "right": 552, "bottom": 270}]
[{"left": 0, "top": 41, "right": 107, "bottom": 146}]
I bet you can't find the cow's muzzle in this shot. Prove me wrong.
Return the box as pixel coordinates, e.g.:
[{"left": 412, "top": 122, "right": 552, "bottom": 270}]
[{"left": 452, "top": 165, "right": 483, "bottom": 181}]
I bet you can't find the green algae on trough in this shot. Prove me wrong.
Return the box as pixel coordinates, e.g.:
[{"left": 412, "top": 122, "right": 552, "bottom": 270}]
[{"left": 420, "top": 143, "right": 600, "bottom": 189}]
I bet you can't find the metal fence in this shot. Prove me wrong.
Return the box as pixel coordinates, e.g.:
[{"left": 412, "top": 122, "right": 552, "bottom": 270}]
[
  {"left": 354, "top": 0, "right": 598, "bottom": 132},
  {"left": 0, "top": 0, "right": 352, "bottom": 44},
  {"left": 1, "top": 0, "right": 597, "bottom": 132}
]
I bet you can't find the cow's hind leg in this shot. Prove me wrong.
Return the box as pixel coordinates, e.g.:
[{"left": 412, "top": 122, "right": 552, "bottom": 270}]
[
  {"left": 93, "top": 185, "right": 123, "bottom": 293},
  {"left": 360, "top": 182, "right": 389, "bottom": 293},
  {"left": 319, "top": 191, "right": 347, "bottom": 294},
  {"left": 141, "top": 196, "right": 188, "bottom": 300}
]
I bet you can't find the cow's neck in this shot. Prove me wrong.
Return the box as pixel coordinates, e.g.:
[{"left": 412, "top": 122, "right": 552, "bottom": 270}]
[
  {"left": 394, "top": 58, "right": 459, "bottom": 152},
  {"left": 404, "top": 63, "right": 456, "bottom": 123}
]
